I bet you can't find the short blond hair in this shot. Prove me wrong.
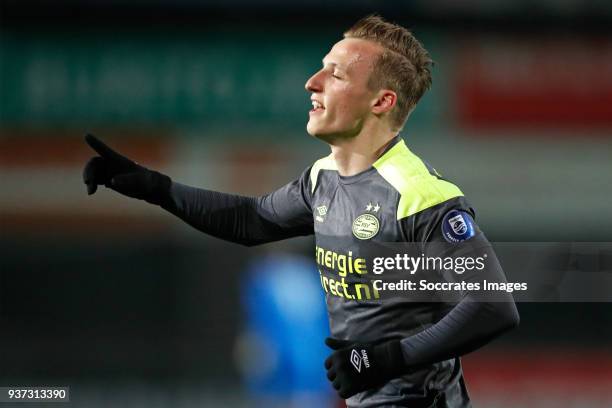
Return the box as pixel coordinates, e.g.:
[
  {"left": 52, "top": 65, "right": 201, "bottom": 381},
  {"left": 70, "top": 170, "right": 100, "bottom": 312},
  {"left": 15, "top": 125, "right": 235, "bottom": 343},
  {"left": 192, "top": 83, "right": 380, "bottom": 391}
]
[{"left": 344, "top": 15, "right": 433, "bottom": 130}]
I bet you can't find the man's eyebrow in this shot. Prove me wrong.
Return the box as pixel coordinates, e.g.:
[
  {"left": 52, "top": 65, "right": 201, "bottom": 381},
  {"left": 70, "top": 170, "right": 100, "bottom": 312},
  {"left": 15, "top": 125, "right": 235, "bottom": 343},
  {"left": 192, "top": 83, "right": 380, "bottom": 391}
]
[{"left": 321, "top": 59, "right": 345, "bottom": 70}]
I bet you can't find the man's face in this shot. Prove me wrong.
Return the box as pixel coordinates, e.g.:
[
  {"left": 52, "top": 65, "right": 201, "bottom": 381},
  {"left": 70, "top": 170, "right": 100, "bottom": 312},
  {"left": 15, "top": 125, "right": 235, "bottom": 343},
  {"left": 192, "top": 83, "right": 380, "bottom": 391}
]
[{"left": 305, "top": 38, "right": 381, "bottom": 140}]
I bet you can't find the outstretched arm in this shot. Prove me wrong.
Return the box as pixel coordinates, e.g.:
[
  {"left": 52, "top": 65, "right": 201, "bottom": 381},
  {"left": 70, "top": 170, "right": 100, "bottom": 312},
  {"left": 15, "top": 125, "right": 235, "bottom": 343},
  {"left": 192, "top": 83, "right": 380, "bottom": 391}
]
[
  {"left": 83, "top": 134, "right": 314, "bottom": 246},
  {"left": 161, "top": 179, "right": 314, "bottom": 246}
]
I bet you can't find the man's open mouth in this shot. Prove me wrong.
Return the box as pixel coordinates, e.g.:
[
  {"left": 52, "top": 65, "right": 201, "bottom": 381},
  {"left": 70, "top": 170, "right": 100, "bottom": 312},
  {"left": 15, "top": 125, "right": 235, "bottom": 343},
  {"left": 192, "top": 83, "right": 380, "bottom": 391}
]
[{"left": 310, "top": 100, "right": 325, "bottom": 113}]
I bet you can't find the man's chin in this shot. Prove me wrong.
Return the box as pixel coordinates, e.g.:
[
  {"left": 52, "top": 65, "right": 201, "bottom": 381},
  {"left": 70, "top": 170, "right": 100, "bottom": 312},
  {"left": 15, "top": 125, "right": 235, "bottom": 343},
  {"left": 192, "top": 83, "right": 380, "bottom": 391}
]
[
  {"left": 306, "top": 127, "right": 333, "bottom": 142},
  {"left": 307, "top": 120, "right": 336, "bottom": 138},
  {"left": 306, "top": 124, "right": 325, "bottom": 139},
  {"left": 306, "top": 120, "right": 319, "bottom": 135},
  {"left": 306, "top": 126, "right": 358, "bottom": 145}
]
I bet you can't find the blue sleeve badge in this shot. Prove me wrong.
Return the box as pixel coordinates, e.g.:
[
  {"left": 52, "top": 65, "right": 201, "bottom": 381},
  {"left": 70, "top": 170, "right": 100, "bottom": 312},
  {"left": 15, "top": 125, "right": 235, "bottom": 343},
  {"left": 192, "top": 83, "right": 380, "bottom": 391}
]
[{"left": 441, "top": 210, "right": 476, "bottom": 243}]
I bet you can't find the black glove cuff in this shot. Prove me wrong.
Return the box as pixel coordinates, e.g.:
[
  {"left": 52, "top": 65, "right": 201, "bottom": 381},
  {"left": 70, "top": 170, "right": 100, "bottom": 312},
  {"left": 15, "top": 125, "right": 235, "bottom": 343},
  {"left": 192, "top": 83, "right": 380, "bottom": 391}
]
[
  {"left": 377, "top": 339, "right": 406, "bottom": 377},
  {"left": 146, "top": 171, "right": 172, "bottom": 206}
]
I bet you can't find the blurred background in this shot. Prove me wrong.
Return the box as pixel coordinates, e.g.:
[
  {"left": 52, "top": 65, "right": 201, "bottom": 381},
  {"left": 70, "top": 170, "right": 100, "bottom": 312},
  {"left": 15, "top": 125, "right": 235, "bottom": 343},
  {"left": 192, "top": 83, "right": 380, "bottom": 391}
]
[{"left": 1, "top": 1, "right": 612, "bottom": 407}]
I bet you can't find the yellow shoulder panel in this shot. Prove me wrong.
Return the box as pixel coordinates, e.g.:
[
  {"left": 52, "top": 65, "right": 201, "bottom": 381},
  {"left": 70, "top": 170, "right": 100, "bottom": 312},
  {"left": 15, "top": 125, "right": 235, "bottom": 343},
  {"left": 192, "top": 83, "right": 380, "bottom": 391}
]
[
  {"left": 310, "top": 155, "right": 337, "bottom": 193},
  {"left": 373, "top": 140, "right": 463, "bottom": 220}
]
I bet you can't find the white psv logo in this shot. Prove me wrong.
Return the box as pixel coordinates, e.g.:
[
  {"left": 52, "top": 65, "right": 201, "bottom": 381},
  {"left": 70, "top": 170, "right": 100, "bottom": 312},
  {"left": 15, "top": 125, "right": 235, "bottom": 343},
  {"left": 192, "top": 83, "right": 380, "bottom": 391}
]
[{"left": 352, "top": 214, "right": 380, "bottom": 240}]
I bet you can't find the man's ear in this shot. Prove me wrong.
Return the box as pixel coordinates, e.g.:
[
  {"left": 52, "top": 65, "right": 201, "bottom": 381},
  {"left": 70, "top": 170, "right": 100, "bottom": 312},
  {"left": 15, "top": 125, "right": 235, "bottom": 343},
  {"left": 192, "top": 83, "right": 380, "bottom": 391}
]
[{"left": 371, "top": 89, "right": 397, "bottom": 115}]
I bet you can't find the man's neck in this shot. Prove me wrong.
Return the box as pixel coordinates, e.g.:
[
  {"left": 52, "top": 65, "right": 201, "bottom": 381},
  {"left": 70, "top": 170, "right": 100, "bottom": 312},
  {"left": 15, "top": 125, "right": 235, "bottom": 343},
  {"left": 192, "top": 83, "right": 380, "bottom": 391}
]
[{"left": 329, "top": 131, "right": 398, "bottom": 177}]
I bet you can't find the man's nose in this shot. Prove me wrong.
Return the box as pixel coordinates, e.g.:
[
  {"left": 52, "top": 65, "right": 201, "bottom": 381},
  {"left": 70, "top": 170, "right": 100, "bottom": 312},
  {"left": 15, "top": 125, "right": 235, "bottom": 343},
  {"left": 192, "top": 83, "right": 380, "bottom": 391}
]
[{"left": 305, "top": 70, "right": 324, "bottom": 92}]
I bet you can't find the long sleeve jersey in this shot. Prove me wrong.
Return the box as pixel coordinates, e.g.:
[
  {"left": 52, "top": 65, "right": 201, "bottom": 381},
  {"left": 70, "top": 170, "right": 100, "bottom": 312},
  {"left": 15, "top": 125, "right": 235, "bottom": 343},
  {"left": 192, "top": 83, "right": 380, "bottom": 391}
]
[{"left": 160, "top": 135, "right": 519, "bottom": 407}]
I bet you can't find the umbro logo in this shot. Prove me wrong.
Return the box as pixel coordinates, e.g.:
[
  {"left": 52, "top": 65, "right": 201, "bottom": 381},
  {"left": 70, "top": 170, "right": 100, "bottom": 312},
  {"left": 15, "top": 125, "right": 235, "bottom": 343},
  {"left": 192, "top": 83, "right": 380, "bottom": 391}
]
[
  {"left": 350, "top": 348, "right": 370, "bottom": 373},
  {"left": 317, "top": 205, "right": 327, "bottom": 216},
  {"left": 350, "top": 349, "right": 362, "bottom": 372},
  {"left": 316, "top": 205, "right": 327, "bottom": 222}
]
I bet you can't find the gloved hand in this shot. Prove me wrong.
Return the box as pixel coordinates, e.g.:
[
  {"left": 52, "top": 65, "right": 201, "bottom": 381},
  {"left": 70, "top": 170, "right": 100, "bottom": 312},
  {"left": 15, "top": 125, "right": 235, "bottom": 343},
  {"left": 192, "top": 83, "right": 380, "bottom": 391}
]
[
  {"left": 324, "top": 337, "right": 405, "bottom": 399},
  {"left": 82, "top": 134, "right": 171, "bottom": 205}
]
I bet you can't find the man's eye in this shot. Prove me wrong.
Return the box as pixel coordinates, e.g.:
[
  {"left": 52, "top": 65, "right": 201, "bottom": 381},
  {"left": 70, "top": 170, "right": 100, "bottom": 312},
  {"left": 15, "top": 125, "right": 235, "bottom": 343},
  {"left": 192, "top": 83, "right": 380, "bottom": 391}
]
[{"left": 332, "top": 73, "right": 342, "bottom": 79}]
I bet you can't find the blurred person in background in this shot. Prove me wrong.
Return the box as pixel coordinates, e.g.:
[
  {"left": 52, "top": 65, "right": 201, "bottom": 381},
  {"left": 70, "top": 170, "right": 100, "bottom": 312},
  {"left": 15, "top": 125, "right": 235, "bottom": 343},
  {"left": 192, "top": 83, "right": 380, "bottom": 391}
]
[
  {"left": 82, "top": 15, "right": 518, "bottom": 408},
  {"left": 235, "top": 255, "right": 331, "bottom": 407}
]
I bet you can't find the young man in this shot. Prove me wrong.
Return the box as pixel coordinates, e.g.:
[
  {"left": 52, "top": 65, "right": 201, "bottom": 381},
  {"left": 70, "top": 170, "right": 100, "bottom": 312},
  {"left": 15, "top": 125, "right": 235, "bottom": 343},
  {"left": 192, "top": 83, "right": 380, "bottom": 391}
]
[{"left": 83, "top": 15, "right": 518, "bottom": 407}]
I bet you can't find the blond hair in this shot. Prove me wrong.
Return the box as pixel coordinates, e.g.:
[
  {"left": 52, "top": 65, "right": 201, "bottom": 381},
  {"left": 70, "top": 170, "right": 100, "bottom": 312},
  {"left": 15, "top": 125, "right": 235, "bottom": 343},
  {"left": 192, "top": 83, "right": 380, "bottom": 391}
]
[{"left": 344, "top": 15, "right": 433, "bottom": 130}]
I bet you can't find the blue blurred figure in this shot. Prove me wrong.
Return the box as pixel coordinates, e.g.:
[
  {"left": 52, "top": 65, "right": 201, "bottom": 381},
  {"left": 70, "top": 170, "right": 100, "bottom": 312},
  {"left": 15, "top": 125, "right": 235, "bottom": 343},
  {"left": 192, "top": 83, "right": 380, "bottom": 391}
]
[{"left": 235, "top": 254, "right": 334, "bottom": 408}]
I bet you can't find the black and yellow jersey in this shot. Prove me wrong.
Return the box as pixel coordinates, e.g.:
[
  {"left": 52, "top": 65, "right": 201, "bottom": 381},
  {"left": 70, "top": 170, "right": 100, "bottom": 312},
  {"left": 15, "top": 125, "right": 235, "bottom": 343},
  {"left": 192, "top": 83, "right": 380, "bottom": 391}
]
[
  {"left": 162, "top": 135, "right": 519, "bottom": 407},
  {"left": 309, "top": 137, "right": 472, "bottom": 323},
  {"left": 307, "top": 136, "right": 476, "bottom": 407}
]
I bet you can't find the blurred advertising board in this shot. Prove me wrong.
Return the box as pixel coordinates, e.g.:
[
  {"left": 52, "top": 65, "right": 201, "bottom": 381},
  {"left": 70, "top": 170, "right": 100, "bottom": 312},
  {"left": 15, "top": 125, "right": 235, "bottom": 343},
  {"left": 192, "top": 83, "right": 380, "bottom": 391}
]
[
  {"left": 0, "top": 30, "right": 440, "bottom": 131},
  {"left": 455, "top": 37, "right": 612, "bottom": 130}
]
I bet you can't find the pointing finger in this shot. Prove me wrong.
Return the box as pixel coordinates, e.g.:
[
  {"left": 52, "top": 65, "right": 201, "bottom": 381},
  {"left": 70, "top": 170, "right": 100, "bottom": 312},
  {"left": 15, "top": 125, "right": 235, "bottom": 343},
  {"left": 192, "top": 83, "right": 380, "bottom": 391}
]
[{"left": 85, "top": 134, "right": 126, "bottom": 161}]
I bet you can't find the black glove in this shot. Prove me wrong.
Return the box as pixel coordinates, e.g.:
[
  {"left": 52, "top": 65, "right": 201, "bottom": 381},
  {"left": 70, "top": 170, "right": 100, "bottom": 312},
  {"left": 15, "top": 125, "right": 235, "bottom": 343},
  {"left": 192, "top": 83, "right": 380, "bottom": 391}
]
[
  {"left": 82, "top": 134, "right": 171, "bottom": 206},
  {"left": 324, "top": 337, "right": 405, "bottom": 399}
]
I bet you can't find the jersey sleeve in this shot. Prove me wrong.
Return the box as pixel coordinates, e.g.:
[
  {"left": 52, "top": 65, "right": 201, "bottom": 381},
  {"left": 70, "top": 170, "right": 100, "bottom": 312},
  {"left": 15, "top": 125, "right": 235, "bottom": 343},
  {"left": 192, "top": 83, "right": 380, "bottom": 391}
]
[
  {"left": 397, "top": 198, "right": 520, "bottom": 367},
  {"left": 160, "top": 166, "right": 314, "bottom": 246}
]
